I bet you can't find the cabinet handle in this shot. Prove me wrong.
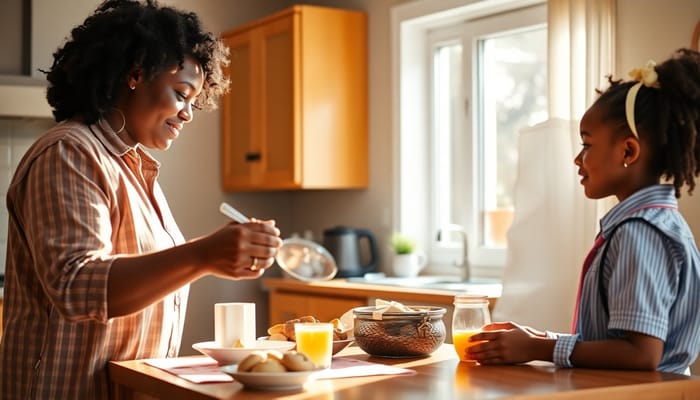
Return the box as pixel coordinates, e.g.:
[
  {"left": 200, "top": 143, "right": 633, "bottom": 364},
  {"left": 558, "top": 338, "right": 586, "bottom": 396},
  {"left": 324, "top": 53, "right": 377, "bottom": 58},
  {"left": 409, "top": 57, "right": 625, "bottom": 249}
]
[{"left": 245, "top": 152, "right": 261, "bottom": 162}]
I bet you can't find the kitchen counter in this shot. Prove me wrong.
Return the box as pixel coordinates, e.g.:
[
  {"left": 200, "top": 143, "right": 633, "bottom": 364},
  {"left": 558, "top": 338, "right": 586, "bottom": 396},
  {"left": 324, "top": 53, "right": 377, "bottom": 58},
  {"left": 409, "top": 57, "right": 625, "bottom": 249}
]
[
  {"left": 109, "top": 344, "right": 700, "bottom": 399},
  {"left": 262, "top": 277, "right": 500, "bottom": 343},
  {"left": 263, "top": 277, "right": 501, "bottom": 305}
]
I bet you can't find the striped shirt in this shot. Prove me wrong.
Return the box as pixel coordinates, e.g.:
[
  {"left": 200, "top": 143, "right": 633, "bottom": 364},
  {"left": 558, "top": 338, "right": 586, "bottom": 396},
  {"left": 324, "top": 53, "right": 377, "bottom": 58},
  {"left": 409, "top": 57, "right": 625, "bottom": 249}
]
[
  {"left": 554, "top": 184, "right": 700, "bottom": 374},
  {"left": 1, "top": 120, "right": 189, "bottom": 399}
]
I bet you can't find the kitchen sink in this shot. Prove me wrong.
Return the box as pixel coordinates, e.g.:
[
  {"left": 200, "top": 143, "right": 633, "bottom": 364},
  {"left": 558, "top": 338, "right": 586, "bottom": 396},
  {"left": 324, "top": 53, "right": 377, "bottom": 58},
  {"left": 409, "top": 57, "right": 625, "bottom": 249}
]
[{"left": 346, "top": 275, "right": 502, "bottom": 296}]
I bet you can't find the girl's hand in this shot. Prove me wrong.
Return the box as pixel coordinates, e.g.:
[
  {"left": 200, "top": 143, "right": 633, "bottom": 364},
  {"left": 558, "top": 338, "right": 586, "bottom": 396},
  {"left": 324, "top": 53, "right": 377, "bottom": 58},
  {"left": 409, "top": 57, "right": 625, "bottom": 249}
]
[
  {"left": 482, "top": 322, "right": 547, "bottom": 338},
  {"left": 467, "top": 321, "right": 542, "bottom": 365}
]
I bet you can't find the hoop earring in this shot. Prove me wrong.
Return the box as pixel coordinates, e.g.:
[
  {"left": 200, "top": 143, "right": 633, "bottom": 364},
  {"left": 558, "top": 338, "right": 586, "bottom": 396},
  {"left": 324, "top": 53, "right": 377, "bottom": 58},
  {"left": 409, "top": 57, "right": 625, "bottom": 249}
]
[
  {"left": 112, "top": 108, "right": 126, "bottom": 133},
  {"left": 99, "top": 108, "right": 126, "bottom": 134}
]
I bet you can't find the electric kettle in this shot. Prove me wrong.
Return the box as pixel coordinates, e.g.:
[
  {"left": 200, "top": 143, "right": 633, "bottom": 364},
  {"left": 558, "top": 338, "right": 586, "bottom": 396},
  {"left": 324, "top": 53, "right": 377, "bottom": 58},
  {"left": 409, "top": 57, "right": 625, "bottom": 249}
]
[{"left": 322, "top": 226, "right": 378, "bottom": 278}]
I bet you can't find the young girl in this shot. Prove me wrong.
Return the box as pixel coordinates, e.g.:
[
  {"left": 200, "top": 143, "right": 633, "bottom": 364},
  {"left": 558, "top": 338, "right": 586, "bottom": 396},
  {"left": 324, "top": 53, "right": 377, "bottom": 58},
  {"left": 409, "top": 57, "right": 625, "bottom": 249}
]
[{"left": 468, "top": 48, "right": 700, "bottom": 374}]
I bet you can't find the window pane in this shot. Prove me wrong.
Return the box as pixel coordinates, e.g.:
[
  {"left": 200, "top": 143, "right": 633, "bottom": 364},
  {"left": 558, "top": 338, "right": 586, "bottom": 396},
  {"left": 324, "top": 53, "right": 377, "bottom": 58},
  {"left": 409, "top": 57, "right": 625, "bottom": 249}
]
[
  {"left": 432, "top": 43, "right": 462, "bottom": 231},
  {"left": 478, "top": 27, "right": 547, "bottom": 248}
]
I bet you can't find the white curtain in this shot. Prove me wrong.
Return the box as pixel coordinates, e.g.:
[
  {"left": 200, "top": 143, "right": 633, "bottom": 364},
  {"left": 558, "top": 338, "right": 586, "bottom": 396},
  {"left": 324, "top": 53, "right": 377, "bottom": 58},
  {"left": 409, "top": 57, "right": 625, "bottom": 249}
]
[{"left": 492, "top": 0, "right": 615, "bottom": 332}]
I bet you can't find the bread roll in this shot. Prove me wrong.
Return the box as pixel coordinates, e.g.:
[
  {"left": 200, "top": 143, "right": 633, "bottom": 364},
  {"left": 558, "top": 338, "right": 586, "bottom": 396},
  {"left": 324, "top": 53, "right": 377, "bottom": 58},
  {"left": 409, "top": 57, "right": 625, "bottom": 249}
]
[
  {"left": 237, "top": 351, "right": 267, "bottom": 372},
  {"left": 281, "top": 350, "right": 316, "bottom": 371},
  {"left": 250, "top": 358, "right": 287, "bottom": 373},
  {"left": 266, "top": 350, "right": 284, "bottom": 363}
]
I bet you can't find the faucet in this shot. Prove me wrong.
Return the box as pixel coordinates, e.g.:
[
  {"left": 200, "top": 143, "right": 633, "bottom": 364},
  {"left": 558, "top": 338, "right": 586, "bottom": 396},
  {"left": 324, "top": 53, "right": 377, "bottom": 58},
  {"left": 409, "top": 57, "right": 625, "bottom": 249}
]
[{"left": 436, "top": 224, "right": 469, "bottom": 282}]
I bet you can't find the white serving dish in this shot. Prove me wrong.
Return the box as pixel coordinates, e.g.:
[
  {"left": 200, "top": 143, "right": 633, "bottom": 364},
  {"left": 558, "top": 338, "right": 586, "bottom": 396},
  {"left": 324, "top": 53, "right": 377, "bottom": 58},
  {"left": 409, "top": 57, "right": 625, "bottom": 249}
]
[
  {"left": 220, "top": 364, "right": 324, "bottom": 391},
  {"left": 192, "top": 340, "right": 295, "bottom": 365}
]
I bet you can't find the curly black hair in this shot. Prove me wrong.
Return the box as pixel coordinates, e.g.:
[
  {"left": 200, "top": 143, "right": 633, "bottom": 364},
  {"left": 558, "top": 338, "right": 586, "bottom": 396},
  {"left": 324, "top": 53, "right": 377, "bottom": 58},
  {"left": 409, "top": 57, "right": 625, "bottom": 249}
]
[
  {"left": 592, "top": 48, "right": 700, "bottom": 198},
  {"left": 44, "top": 0, "right": 229, "bottom": 124}
]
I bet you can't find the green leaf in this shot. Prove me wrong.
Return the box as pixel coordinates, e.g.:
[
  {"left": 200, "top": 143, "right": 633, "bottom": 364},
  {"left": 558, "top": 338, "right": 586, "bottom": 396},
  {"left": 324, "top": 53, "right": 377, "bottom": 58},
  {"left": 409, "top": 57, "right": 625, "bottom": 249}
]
[{"left": 390, "top": 232, "right": 415, "bottom": 255}]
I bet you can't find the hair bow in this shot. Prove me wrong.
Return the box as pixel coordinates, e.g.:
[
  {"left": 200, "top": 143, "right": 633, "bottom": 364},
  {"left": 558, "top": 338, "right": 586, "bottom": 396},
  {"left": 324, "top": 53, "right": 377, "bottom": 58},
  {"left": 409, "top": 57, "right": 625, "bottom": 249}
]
[{"left": 628, "top": 60, "right": 660, "bottom": 88}]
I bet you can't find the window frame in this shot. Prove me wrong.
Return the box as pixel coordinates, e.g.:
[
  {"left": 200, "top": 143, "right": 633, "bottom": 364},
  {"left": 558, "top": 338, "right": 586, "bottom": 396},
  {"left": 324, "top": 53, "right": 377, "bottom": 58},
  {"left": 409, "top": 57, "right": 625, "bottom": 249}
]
[{"left": 392, "top": 0, "right": 546, "bottom": 278}]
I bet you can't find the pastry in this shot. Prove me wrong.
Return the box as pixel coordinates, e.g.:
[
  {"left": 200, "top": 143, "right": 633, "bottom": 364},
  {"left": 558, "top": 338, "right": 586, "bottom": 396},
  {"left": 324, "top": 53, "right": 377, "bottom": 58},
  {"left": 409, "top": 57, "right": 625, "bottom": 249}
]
[
  {"left": 266, "top": 350, "right": 284, "bottom": 363},
  {"left": 267, "top": 323, "right": 285, "bottom": 336},
  {"left": 268, "top": 333, "right": 288, "bottom": 341},
  {"left": 281, "top": 350, "right": 316, "bottom": 371},
  {"left": 250, "top": 358, "right": 287, "bottom": 373},
  {"left": 237, "top": 351, "right": 267, "bottom": 372}
]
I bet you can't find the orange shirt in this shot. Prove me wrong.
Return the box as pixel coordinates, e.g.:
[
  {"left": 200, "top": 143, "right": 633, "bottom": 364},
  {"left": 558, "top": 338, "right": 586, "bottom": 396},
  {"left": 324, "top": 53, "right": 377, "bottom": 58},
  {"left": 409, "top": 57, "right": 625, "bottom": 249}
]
[{"left": 0, "top": 120, "right": 188, "bottom": 399}]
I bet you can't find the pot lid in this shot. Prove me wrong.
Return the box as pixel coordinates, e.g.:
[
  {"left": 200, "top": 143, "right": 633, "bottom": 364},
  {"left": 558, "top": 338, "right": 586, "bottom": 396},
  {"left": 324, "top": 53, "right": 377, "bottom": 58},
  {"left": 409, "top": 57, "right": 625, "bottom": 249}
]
[{"left": 275, "top": 238, "right": 337, "bottom": 282}]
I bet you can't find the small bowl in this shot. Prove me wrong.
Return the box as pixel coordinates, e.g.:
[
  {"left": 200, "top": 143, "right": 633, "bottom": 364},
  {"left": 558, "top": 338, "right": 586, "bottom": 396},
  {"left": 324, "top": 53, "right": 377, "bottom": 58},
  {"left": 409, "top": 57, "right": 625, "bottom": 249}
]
[
  {"left": 258, "top": 336, "right": 354, "bottom": 355},
  {"left": 331, "top": 338, "right": 354, "bottom": 355},
  {"left": 352, "top": 305, "right": 446, "bottom": 358},
  {"left": 220, "top": 364, "right": 324, "bottom": 391},
  {"left": 192, "top": 340, "right": 295, "bottom": 365}
]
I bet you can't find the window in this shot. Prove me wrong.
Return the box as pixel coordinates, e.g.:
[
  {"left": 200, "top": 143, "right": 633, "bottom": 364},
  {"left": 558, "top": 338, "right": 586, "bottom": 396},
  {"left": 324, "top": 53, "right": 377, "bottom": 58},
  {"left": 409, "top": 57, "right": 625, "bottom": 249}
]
[{"left": 394, "top": 0, "right": 547, "bottom": 277}]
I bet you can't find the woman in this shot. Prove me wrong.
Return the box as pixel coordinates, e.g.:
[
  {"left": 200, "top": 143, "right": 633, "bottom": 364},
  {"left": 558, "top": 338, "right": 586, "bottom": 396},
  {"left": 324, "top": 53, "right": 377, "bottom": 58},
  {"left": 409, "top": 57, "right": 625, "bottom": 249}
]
[
  {"left": 0, "top": 1, "right": 282, "bottom": 398},
  {"left": 468, "top": 49, "right": 700, "bottom": 374}
]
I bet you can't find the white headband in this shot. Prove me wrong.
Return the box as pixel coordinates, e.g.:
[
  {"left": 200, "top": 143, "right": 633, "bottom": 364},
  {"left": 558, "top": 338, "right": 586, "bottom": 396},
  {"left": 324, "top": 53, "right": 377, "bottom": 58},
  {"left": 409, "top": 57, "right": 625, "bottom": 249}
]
[{"left": 625, "top": 60, "right": 660, "bottom": 138}]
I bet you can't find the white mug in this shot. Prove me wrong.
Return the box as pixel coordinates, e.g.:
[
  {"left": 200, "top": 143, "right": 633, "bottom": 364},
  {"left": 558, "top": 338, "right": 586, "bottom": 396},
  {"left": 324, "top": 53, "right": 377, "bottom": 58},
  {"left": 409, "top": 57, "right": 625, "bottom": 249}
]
[
  {"left": 214, "top": 302, "right": 256, "bottom": 348},
  {"left": 392, "top": 252, "right": 427, "bottom": 277}
]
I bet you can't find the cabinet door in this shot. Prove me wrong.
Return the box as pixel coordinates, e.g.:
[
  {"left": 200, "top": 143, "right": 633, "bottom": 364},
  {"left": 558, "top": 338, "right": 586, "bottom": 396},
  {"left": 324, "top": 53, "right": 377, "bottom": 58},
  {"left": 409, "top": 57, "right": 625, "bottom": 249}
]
[
  {"left": 269, "top": 291, "right": 307, "bottom": 324},
  {"left": 221, "top": 32, "right": 258, "bottom": 187},
  {"left": 259, "top": 14, "right": 298, "bottom": 188},
  {"left": 306, "top": 296, "right": 365, "bottom": 323},
  {"left": 222, "top": 15, "right": 298, "bottom": 190},
  {"left": 268, "top": 291, "right": 365, "bottom": 325}
]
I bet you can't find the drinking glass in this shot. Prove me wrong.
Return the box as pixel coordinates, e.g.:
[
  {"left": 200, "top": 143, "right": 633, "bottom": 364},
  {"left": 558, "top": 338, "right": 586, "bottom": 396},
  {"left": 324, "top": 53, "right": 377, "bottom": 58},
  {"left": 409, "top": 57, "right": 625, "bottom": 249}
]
[
  {"left": 295, "top": 322, "right": 333, "bottom": 368},
  {"left": 452, "top": 295, "right": 491, "bottom": 362}
]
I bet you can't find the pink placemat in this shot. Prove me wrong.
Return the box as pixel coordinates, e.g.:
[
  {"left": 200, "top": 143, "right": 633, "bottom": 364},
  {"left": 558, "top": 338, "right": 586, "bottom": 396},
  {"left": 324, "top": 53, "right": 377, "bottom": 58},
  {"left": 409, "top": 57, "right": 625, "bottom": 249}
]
[
  {"left": 143, "top": 356, "right": 416, "bottom": 384},
  {"left": 144, "top": 357, "right": 233, "bottom": 383}
]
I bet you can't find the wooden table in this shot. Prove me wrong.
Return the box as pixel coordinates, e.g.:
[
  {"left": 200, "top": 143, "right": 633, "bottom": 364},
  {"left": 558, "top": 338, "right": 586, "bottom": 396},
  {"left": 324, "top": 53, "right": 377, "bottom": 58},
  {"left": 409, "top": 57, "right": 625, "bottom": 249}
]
[{"left": 109, "top": 344, "right": 700, "bottom": 399}]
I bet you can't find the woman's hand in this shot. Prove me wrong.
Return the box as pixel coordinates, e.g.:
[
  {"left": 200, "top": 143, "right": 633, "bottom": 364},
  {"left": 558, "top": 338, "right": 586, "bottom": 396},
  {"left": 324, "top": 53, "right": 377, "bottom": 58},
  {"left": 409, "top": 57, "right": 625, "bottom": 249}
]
[
  {"left": 467, "top": 321, "right": 553, "bottom": 365},
  {"left": 196, "top": 218, "right": 283, "bottom": 279}
]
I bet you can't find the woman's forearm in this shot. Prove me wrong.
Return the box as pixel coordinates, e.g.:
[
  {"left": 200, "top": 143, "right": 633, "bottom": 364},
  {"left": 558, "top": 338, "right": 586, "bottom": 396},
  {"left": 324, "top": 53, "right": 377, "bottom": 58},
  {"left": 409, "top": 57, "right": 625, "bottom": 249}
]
[
  {"left": 106, "top": 221, "right": 281, "bottom": 318},
  {"left": 107, "top": 240, "right": 206, "bottom": 317}
]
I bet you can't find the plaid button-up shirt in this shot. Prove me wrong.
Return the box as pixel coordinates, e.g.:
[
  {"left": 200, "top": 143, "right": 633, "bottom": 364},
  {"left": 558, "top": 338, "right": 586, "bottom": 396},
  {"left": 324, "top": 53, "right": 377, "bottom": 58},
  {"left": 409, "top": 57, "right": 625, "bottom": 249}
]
[{"left": 1, "top": 120, "right": 188, "bottom": 399}]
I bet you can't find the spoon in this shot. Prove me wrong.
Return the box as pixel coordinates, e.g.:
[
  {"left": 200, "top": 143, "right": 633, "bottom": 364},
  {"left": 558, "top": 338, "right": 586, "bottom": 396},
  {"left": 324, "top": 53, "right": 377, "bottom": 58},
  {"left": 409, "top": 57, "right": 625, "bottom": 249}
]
[{"left": 219, "top": 202, "right": 250, "bottom": 223}]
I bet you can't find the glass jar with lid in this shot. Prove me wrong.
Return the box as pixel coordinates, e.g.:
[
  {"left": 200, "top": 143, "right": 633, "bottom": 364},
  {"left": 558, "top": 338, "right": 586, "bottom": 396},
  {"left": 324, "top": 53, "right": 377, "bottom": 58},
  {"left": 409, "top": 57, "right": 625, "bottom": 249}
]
[{"left": 452, "top": 295, "right": 491, "bottom": 362}]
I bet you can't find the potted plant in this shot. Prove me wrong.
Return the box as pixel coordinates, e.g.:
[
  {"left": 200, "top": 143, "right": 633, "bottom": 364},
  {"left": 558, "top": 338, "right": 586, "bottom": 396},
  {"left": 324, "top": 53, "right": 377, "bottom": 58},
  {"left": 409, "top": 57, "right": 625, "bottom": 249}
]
[
  {"left": 391, "top": 232, "right": 416, "bottom": 255},
  {"left": 390, "top": 232, "right": 426, "bottom": 277}
]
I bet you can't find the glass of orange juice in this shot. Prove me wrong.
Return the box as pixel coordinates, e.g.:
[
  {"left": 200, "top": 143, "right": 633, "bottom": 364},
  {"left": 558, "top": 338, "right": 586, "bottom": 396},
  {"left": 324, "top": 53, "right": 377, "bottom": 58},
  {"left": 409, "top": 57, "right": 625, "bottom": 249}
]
[
  {"left": 452, "top": 295, "right": 491, "bottom": 362},
  {"left": 295, "top": 322, "right": 334, "bottom": 368}
]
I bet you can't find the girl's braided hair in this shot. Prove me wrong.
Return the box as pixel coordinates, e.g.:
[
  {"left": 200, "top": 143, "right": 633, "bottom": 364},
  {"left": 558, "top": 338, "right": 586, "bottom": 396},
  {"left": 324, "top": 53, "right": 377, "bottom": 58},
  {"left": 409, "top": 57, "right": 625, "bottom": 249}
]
[
  {"left": 592, "top": 48, "right": 700, "bottom": 198},
  {"left": 44, "top": 0, "right": 230, "bottom": 124}
]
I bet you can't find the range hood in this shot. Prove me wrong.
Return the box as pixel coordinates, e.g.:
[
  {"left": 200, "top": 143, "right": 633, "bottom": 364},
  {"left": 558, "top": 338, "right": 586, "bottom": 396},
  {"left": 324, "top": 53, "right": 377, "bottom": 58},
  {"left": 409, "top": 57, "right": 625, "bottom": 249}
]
[{"left": 0, "top": 74, "right": 52, "bottom": 118}]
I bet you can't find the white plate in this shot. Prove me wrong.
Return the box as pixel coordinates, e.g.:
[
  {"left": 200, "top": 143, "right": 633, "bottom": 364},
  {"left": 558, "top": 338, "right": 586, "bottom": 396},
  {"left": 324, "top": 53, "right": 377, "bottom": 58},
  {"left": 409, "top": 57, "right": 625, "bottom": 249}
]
[
  {"left": 220, "top": 364, "right": 324, "bottom": 391},
  {"left": 192, "top": 340, "right": 295, "bottom": 366}
]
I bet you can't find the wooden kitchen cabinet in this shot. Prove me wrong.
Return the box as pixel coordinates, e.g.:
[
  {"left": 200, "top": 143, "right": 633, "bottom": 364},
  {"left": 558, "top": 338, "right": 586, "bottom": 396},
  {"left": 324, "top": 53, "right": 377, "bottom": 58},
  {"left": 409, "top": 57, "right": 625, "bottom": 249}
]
[
  {"left": 268, "top": 290, "right": 365, "bottom": 324},
  {"left": 220, "top": 5, "right": 368, "bottom": 191}
]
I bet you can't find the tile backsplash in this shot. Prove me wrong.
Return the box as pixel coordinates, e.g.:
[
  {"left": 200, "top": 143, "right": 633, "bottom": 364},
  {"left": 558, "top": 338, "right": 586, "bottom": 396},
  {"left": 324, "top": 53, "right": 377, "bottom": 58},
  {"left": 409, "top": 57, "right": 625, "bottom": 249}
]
[{"left": 0, "top": 117, "right": 53, "bottom": 277}]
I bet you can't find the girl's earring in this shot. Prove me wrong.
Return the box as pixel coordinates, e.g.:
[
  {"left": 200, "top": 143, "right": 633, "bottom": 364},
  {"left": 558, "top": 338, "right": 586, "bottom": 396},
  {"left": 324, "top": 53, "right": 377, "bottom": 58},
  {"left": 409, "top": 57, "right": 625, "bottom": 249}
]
[
  {"left": 130, "top": 84, "right": 135, "bottom": 90},
  {"left": 623, "top": 162, "right": 628, "bottom": 168}
]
